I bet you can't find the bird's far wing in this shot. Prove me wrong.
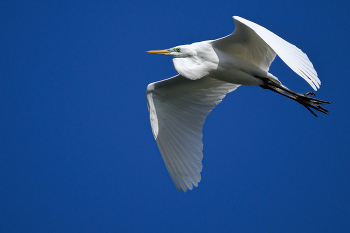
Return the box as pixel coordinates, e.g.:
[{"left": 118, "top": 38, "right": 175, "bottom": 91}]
[
  {"left": 212, "top": 16, "right": 320, "bottom": 90},
  {"left": 146, "top": 75, "right": 239, "bottom": 192}
]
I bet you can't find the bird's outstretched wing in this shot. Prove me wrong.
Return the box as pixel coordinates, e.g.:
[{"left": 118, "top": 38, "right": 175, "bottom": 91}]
[
  {"left": 212, "top": 16, "right": 320, "bottom": 90},
  {"left": 146, "top": 75, "right": 239, "bottom": 192}
]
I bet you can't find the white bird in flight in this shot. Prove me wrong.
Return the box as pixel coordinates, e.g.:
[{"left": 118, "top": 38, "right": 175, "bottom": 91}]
[{"left": 146, "top": 16, "right": 330, "bottom": 192}]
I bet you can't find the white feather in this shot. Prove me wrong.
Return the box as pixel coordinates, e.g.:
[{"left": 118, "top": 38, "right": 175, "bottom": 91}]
[
  {"left": 147, "top": 76, "right": 239, "bottom": 192},
  {"left": 213, "top": 16, "right": 320, "bottom": 90}
]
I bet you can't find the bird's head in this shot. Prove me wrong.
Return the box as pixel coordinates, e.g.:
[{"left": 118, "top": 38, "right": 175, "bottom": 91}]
[{"left": 147, "top": 45, "right": 196, "bottom": 58}]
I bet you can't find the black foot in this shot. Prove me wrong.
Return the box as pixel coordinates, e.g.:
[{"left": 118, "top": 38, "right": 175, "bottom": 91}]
[
  {"left": 304, "top": 91, "right": 316, "bottom": 97},
  {"left": 260, "top": 78, "right": 331, "bottom": 117}
]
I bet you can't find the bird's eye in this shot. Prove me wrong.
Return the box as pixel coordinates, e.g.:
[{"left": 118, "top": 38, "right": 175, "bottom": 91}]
[{"left": 176, "top": 48, "right": 181, "bottom": 52}]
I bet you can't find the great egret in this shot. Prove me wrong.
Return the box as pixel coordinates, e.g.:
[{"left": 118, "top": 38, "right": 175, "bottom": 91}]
[{"left": 146, "top": 16, "right": 330, "bottom": 192}]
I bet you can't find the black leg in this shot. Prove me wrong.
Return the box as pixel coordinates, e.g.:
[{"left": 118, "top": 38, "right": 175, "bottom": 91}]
[{"left": 260, "top": 78, "right": 331, "bottom": 117}]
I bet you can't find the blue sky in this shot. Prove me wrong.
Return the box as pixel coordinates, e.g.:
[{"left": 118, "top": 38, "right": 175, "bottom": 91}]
[{"left": 1, "top": 0, "right": 349, "bottom": 232}]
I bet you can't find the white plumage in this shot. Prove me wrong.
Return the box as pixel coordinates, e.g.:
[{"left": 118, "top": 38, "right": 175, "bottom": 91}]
[{"left": 146, "top": 16, "right": 329, "bottom": 192}]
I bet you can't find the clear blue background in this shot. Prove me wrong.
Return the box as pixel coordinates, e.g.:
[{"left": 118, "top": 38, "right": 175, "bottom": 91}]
[{"left": 1, "top": 0, "right": 349, "bottom": 232}]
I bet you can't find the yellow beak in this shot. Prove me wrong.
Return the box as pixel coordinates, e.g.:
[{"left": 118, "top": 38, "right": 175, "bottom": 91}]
[{"left": 146, "top": 49, "right": 170, "bottom": 55}]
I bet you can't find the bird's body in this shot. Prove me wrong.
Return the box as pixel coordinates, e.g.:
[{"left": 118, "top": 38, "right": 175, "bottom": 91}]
[{"left": 146, "top": 16, "right": 330, "bottom": 192}]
